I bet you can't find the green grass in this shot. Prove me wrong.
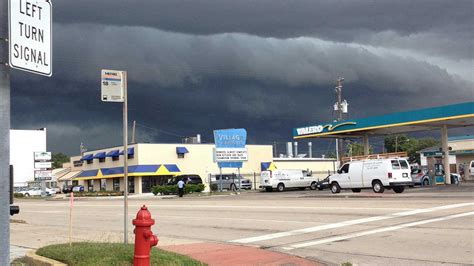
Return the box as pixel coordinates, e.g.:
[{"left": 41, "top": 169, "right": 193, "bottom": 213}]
[{"left": 36, "top": 242, "right": 205, "bottom": 266}]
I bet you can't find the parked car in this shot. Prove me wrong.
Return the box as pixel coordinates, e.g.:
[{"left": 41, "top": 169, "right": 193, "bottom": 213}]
[
  {"left": 260, "top": 169, "right": 318, "bottom": 192},
  {"left": 167, "top": 175, "right": 203, "bottom": 185},
  {"left": 72, "top": 185, "right": 84, "bottom": 192},
  {"left": 45, "top": 187, "right": 57, "bottom": 196},
  {"left": 328, "top": 158, "right": 412, "bottom": 194},
  {"left": 19, "top": 187, "right": 42, "bottom": 197},
  {"left": 316, "top": 176, "right": 330, "bottom": 190},
  {"left": 62, "top": 185, "right": 73, "bottom": 193},
  {"left": 411, "top": 168, "right": 430, "bottom": 186},
  {"left": 211, "top": 174, "right": 252, "bottom": 190}
]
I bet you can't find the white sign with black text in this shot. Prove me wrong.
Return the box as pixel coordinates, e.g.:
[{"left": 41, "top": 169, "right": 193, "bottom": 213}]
[
  {"left": 101, "top": 69, "right": 126, "bottom": 102},
  {"left": 34, "top": 170, "right": 52, "bottom": 180},
  {"left": 215, "top": 148, "right": 248, "bottom": 162},
  {"left": 34, "top": 151, "right": 51, "bottom": 161},
  {"left": 34, "top": 161, "right": 52, "bottom": 169},
  {"left": 9, "top": 0, "right": 52, "bottom": 76}
]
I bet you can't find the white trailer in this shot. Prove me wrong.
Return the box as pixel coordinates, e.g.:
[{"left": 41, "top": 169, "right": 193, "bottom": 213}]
[{"left": 261, "top": 169, "right": 318, "bottom": 192}]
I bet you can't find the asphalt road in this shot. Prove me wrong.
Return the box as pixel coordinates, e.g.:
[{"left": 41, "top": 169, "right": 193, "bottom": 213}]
[{"left": 11, "top": 184, "right": 474, "bottom": 265}]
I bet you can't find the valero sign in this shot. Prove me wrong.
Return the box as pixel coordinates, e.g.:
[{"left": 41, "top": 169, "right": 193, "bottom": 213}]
[{"left": 295, "top": 122, "right": 357, "bottom": 136}]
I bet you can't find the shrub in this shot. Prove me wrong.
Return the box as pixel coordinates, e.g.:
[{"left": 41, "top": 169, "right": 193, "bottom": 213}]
[
  {"left": 13, "top": 193, "right": 24, "bottom": 198},
  {"left": 152, "top": 184, "right": 206, "bottom": 195},
  {"left": 210, "top": 183, "right": 218, "bottom": 192},
  {"left": 73, "top": 191, "right": 123, "bottom": 197}
]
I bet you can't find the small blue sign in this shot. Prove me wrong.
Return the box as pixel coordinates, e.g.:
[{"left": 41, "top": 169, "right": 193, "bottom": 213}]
[{"left": 213, "top": 128, "right": 247, "bottom": 168}]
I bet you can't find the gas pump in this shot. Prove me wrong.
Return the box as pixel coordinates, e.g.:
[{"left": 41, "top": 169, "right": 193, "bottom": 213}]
[{"left": 433, "top": 163, "right": 445, "bottom": 185}]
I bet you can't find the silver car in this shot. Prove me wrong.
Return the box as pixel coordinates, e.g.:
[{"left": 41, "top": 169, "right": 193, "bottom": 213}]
[{"left": 211, "top": 174, "right": 252, "bottom": 190}]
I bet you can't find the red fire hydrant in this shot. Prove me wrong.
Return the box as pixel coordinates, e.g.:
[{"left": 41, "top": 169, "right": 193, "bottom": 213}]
[{"left": 133, "top": 205, "right": 159, "bottom": 266}]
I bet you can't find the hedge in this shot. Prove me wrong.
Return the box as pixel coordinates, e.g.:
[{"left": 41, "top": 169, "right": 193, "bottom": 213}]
[
  {"left": 152, "top": 184, "right": 205, "bottom": 195},
  {"left": 72, "top": 191, "right": 124, "bottom": 197}
]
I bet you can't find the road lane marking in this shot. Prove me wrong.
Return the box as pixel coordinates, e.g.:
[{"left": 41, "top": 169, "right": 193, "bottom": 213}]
[
  {"left": 283, "top": 211, "right": 474, "bottom": 250},
  {"left": 231, "top": 202, "right": 474, "bottom": 244}
]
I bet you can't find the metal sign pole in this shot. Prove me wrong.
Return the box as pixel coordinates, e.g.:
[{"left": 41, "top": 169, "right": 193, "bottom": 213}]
[
  {"left": 0, "top": 1, "right": 10, "bottom": 262},
  {"left": 237, "top": 167, "right": 241, "bottom": 192},
  {"left": 219, "top": 167, "right": 223, "bottom": 192},
  {"left": 123, "top": 72, "right": 129, "bottom": 245}
]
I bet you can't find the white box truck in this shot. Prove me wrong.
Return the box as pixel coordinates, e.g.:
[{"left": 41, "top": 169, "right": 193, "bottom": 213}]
[
  {"left": 328, "top": 158, "right": 412, "bottom": 194},
  {"left": 261, "top": 169, "right": 318, "bottom": 192}
]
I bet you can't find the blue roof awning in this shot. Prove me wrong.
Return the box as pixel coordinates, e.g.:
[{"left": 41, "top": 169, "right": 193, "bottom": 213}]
[
  {"left": 80, "top": 154, "right": 94, "bottom": 161},
  {"left": 93, "top": 152, "right": 106, "bottom": 159},
  {"left": 176, "top": 147, "right": 189, "bottom": 154},
  {"left": 106, "top": 150, "right": 120, "bottom": 157},
  {"left": 119, "top": 147, "right": 135, "bottom": 155},
  {"left": 77, "top": 169, "right": 98, "bottom": 177}
]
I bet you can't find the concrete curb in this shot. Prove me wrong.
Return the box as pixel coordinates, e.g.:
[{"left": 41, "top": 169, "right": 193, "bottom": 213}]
[{"left": 25, "top": 250, "right": 67, "bottom": 266}]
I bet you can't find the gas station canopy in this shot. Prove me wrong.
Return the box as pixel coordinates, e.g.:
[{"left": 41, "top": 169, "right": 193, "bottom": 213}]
[{"left": 293, "top": 102, "right": 474, "bottom": 139}]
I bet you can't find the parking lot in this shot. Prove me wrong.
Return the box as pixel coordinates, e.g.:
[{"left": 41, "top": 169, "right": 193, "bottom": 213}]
[{"left": 11, "top": 184, "right": 474, "bottom": 265}]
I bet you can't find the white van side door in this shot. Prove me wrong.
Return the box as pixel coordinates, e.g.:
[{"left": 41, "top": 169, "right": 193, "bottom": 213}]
[
  {"left": 338, "top": 163, "right": 351, "bottom": 188},
  {"left": 349, "top": 162, "right": 363, "bottom": 188}
]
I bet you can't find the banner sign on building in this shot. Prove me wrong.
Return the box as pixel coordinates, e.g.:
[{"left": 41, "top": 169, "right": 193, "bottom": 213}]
[
  {"left": 213, "top": 128, "right": 247, "bottom": 168},
  {"left": 9, "top": 0, "right": 53, "bottom": 76},
  {"left": 101, "top": 69, "right": 126, "bottom": 102}
]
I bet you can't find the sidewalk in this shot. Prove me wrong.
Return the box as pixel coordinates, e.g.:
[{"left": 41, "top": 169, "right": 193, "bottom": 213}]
[
  {"left": 160, "top": 242, "right": 323, "bottom": 266},
  {"left": 10, "top": 244, "right": 32, "bottom": 262}
]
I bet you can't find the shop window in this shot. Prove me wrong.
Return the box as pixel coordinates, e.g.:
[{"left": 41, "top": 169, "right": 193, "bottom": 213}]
[
  {"left": 99, "top": 158, "right": 105, "bottom": 163},
  {"left": 112, "top": 156, "right": 119, "bottom": 161},
  {"left": 87, "top": 180, "right": 94, "bottom": 192},
  {"left": 100, "top": 179, "right": 106, "bottom": 191},
  {"left": 128, "top": 154, "right": 134, "bottom": 159},
  {"left": 177, "top": 153, "right": 185, "bottom": 158},
  {"left": 86, "top": 159, "right": 93, "bottom": 164},
  {"left": 113, "top": 178, "right": 120, "bottom": 191}
]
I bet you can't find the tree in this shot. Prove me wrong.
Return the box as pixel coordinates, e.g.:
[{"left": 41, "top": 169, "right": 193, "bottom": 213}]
[
  {"left": 52, "top": 152, "right": 70, "bottom": 169},
  {"left": 345, "top": 141, "right": 373, "bottom": 157},
  {"left": 384, "top": 135, "right": 439, "bottom": 163}
]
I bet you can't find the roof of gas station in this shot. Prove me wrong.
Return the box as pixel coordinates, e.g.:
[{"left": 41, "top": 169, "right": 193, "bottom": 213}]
[{"left": 293, "top": 102, "right": 474, "bottom": 139}]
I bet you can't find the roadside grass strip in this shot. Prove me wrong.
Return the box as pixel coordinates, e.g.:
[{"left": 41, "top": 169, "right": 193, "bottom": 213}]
[
  {"left": 283, "top": 211, "right": 474, "bottom": 250},
  {"left": 36, "top": 242, "right": 205, "bottom": 266},
  {"left": 231, "top": 202, "right": 474, "bottom": 244}
]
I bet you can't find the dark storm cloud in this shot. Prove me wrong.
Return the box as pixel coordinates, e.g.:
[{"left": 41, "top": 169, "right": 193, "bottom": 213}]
[
  {"left": 10, "top": 1, "right": 474, "bottom": 155},
  {"left": 53, "top": 0, "right": 473, "bottom": 60}
]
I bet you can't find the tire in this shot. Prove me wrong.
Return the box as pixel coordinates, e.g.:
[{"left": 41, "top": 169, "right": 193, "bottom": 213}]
[
  {"left": 310, "top": 182, "right": 317, "bottom": 190},
  {"left": 409, "top": 185, "right": 414, "bottom": 188},
  {"left": 265, "top": 187, "right": 273, "bottom": 192},
  {"left": 277, "top": 183, "right": 285, "bottom": 192},
  {"left": 330, "top": 182, "right": 341, "bottom": 194},
  {"left": 393, "top": 186, "right": 405, "bottom": 193},
  {"left": 25, "top": 193, "right": 30, "bottom": 197},
  {"left": 422, "top": 179, "right": 430, "bottom": 186},
  {"left": 372, "top": 180, "right": 385, "bottom": 193},
  {"left": 299, "top": 187, "right": 306, "bottom": 190},
  {"left": 351, "top": 188, "right": 361, "bottom": 193}
]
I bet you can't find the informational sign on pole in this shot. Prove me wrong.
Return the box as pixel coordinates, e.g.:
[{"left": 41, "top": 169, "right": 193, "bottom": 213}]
[
  {"left": 101, "top": 69, "right": 126, "bottom": 102},
  {"left": 34, "top": 151, "right": 51, "bottom": 161},
  {"left": 213, "top": 128, "right": 247, "bottom": 192},
  {"left": 8, "top": 0, "right": 52, "bottom": 76},
  {"left": 101, "top": 69, "right": 129, "bottom": 244},
  {"left": 34, "top": 170, "right": 52, "bottom": 180}
]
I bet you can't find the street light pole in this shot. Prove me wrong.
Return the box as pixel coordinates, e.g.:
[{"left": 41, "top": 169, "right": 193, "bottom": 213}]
[{"left": 123, "top": 72, "right": 129, "bottom": 244}]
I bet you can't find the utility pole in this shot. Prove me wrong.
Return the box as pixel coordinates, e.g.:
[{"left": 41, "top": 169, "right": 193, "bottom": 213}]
[
  {"left": 123, "top": 72, "right": 129, "bottom": 244},
  {"left": 335, "top": 77, "right": 344, "bottom": 165},
  {"left": 0, "top": 1, "right": 11, "bottom": 263},
  {"left": 131, "top": 120, "right": 136, "bottom": 144}
]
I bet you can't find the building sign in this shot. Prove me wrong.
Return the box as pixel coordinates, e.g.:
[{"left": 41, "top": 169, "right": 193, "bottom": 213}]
[
  {"left": 34, "top": 151, "right": 51, "bottom": 161},
  {"left": 213, "top": 128, "right": 247, "bottom": 168},
  {"left": 34, "top": 170, "right": 52, "bottom": 180},
  {"left": 295, "top": 122, "right": 357, "bottom": 136},
  {"left": 101, "top": 69, "right": 126, "bottom": 102},
  {"left": 9, "top": 0, "right": 52, "bottom": 76}
]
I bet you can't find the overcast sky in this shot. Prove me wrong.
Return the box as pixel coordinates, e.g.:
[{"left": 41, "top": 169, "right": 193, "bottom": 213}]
[{"left": 10, "top": 0, "right": 474, "bottom": 155}]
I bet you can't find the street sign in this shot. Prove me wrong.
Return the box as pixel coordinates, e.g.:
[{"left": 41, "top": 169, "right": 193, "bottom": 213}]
[
  {"left": 101, "top": 69, "right": 126, "bottom": 102},
  {"left": 8, "top": 0, "right": 52, "bottom": 76},
  {"left": 34, "top": 151, "right": 51, "bottom": 161},
  {"left": 34, "top": 170, "right": 52, "bottom": 180},
  {"left": 213, "top": 128, "right": 247, "bottom": 168},
  {"left": 34, "top": 161, "right": 51, "bottom": 169}
]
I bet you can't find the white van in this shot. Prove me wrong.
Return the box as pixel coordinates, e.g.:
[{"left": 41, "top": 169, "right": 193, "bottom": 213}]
[
  {"left": 261, "top": 169, "right": 318, "bottom": 192},
  {"left": 328, "top": 158, "right": 412, "bottom": 194}
]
